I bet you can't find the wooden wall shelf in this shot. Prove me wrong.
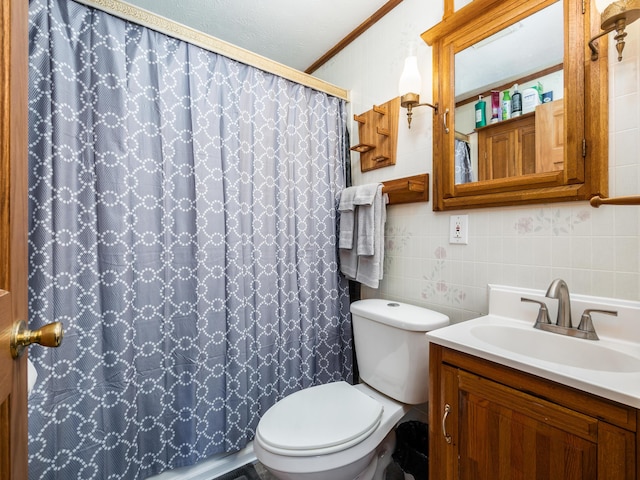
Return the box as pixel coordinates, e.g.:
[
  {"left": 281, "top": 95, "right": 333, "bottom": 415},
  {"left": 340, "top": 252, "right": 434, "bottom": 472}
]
[
  {"left": 382, "top": 174, "right": 429, "bottom": 205},
  {"left": 350, "top": 97, "right": 400, "bottom": 172}
]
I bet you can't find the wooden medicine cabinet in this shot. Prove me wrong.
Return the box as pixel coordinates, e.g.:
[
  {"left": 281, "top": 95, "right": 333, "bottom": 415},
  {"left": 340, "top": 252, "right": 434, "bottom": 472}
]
[{"left": 422, "top": 0, "right": 608, "bottom": 211}]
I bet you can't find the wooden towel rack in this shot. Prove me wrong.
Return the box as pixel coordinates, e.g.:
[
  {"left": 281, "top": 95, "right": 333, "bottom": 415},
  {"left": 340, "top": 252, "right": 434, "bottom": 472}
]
[
  {"left": 381, "top": 174, "right": 429, "bottom": 205},
  {"left": 590, "top": 195, "right": 640, "bottom": 207}
]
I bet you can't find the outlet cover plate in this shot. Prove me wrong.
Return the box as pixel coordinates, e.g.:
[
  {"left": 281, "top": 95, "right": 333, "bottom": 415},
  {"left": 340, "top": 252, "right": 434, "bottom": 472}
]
[{"left": 449, "top": 215, "right": 469, "bottom": 244}]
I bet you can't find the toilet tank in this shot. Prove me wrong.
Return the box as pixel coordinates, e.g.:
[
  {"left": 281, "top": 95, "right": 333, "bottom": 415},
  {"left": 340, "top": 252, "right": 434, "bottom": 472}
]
[{"left": 350, "top": 299, "right": 449, "bottom": 405}]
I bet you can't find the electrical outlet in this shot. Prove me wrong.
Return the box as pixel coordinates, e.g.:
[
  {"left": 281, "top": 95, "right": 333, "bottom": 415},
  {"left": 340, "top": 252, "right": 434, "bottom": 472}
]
[{"left": 449, "top": 215, "right": 469, "bottom": 244}]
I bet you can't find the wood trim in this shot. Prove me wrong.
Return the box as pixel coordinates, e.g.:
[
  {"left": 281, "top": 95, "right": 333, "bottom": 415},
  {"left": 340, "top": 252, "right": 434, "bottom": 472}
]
[
  {"left": 422, "top": 0, "right": 533, "bottom": 45},
  {"left": 73, "top": 0, "right": 349, "bottom": 100},
  {"left": 2, "top": 0, "right": 29, "bottom": 476},
  {"left": 586, "top": 0, "right": 609, "bottom": 199},
  {"left": 304, "top": 0, "right": 404, "bottom": 74}
]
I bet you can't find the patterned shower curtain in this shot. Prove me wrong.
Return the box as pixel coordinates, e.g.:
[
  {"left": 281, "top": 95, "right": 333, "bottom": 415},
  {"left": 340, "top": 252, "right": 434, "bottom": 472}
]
[{"left": 27, "top": 0, "right": 352, "bottom": 478}]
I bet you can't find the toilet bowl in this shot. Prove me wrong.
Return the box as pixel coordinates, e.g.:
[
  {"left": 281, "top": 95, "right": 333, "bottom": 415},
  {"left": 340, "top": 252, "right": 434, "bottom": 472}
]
[
  {"left": 254, "top": 299, "right": 449, "bottom": 480},
  {"left": 254, "top": 382, "right": 407, "bottom": 480}
]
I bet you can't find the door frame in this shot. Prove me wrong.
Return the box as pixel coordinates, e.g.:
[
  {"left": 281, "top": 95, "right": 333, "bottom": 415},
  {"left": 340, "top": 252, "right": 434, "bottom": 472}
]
[{"left": 1, "top": 0, "right": 30, "bottom": 477}]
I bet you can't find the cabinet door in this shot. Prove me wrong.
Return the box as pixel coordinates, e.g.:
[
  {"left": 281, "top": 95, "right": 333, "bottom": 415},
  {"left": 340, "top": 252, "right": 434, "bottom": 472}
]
[
  {"left": 456, "top": 370, "right": 598, "bottom": 480},
  {"left": 431, "top": 346, "right": 636, "bottom": 480},
  {"left": 536, "top": 99, "right": 565, "bottom": 172},
  {"left": 520, "top": 122, "right": 537, "bottom": 175},
  {"left": 478, "top": 128, "right": 516, "bottom": 180},
  {"left": 477, "top": 115, "right": 536, "bottom": 181}
]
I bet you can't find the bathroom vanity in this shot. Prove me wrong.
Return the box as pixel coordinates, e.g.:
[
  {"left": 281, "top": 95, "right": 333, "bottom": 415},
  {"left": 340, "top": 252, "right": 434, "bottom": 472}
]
[
  {"left": 429, "top": 344, "right": 636, "bottom": 479},
  {"left": 427, "top": 285, "right": 640, "bottom": 479}
]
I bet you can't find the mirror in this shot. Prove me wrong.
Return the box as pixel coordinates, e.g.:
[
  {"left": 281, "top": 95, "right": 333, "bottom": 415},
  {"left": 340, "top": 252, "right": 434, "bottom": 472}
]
[
  {"left": 422, "top": 0, "right": 608, "bottom": 211},
  {"left": 454, "top": 2, "right": 564, "bottom": 184}
]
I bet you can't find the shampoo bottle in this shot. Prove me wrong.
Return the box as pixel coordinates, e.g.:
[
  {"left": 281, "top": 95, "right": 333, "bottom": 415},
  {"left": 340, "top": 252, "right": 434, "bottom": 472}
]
[
  {"left": 502, "top": 90, "right": 511, "bottom": 120},
  {"left": 475, "top": 95, "right": 487, "bottom": 128},
  {"left": 511, "top": 84, "right": 522, "bottom": 117},
  {"left": 490, "top": 91, "right": 500, "bottom": 123}
]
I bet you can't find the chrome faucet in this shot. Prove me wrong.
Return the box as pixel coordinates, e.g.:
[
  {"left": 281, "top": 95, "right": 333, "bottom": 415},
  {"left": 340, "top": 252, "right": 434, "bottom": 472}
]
[{"left": 545, "top": 278, "right": 572, "bottom": 328}]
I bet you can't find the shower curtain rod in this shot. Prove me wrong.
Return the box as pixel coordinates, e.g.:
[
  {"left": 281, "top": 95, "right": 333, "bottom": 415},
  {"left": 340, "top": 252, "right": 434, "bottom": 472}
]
[{"left": 73, "top": 0, "right": 350, "bottom": 101}]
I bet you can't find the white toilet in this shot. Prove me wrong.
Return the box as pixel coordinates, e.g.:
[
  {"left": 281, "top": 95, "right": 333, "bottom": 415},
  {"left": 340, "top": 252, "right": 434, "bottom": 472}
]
[{"left": 254, "top": 299, "right": 449, "bottom": 480}]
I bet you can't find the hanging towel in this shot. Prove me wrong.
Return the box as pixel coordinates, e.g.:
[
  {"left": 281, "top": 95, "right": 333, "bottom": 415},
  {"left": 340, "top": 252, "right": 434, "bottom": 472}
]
[
  {"left": 338, "top": 186, "right": 358, "bottom": 249},
  {"left": 353, "top": 183, "right": 380, "bottom": 256},
  {"left": 339, "top": 186, "right": 359, "bottom": 279},
  {"left": 355, "top": 187, "right": 388, "bottom": 289},
  {"left": 338, "top": 184, "right": 388, "bottom": 289}
]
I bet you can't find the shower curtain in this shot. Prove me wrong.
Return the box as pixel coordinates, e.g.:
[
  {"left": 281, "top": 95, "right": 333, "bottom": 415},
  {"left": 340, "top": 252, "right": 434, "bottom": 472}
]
[
  {"left": 454, "top": 139, "right": 472, "bottom": 184},
  {"left": 27, "top": 0, "right": 352, "bottom": 478}
]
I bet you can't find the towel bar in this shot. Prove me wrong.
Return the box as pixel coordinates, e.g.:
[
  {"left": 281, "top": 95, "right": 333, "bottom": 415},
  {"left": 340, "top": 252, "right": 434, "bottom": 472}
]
[
  {"left": 590, "top": 195, "right": 640, "bottom": 207},
  {"left": 380, "top": 174, "right": 429, "bottom": 205}
]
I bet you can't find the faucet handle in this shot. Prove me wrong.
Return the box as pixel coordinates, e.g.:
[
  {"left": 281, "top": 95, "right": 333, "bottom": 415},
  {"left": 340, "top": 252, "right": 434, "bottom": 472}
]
[
  {"left": 577, "top": 309, "right": 618, "bottom": 340},
  {"left": 520, "top": 297, "right": 551, "bottom": 326}
]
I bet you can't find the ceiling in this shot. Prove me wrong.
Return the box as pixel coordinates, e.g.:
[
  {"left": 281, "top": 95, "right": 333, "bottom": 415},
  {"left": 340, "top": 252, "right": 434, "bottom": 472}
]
[{"left": 123, "top": 0, "right": 394, "bottom": 72}]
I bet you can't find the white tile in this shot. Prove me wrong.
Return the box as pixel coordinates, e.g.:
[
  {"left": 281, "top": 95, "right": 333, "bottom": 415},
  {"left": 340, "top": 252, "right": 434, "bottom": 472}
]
[
  {"left": 592, "top": 270, "right": 616, "bottom": 298},
  {"left": 571, "top": 237, "right": 592, "bottom": 269},
  {"left": 615, "top": 272, "right": 640, "bottom": 301},
  {"left": 614, "top": 207, "right": 639, "bottom": 236},
  {"left": 614, "top": 165, "right": 638, "bottom": 197},
  {"left": 615, "top": 237, "right": 639, "bottom": 273},
  {"left": 571, "top": 269, "right": 592, "bottom": 295},
  {"left": 614, "top": 93, "right": 639, "bottom": 131},
  {"left": 614, "top": 129, "right": 640, "bottom": 166},
  {"left": 551, "top": 237, "right": 572, "bottom": 268},
  {"left": 591, "top": 237, "right": 615, "bottom": 271},
  {"left": 613, "top": 57, "right": 639, "bottom": 97}
]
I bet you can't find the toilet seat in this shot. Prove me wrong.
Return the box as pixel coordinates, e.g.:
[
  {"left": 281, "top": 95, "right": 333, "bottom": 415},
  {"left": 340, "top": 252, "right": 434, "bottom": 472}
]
[{"left": 256, "top": 381, "right": 383, "bottom": 456}]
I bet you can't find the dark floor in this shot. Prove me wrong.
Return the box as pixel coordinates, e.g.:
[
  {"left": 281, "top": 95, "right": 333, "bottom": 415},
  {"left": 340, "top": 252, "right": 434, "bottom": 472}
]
[
  {"left": 212, "top": 462, "right": 278, "bottom": 480},
  {"left": 213, "top": 460, "right": 407, "bottom": 480}
]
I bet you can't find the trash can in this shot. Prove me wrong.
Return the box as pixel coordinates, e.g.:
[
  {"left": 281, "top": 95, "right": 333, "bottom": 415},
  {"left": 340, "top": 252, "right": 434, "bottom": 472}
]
[{"left": 392, "top": 420, "right": 429, "bottom": 480}]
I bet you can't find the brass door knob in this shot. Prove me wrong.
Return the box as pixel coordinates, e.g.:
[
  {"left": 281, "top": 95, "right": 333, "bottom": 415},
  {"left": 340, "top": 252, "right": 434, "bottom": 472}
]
[{"left": 10, "top": 320, "right": 63, "bottom": 358}]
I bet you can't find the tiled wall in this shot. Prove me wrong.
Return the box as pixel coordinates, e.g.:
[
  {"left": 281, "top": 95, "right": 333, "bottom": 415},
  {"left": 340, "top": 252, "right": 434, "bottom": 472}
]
[{"left": 316, "top": 0, "right": 640, "bottom": 323}]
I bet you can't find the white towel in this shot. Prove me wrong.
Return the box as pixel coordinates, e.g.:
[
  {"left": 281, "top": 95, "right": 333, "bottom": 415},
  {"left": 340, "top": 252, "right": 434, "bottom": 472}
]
[
  {"left": 353, "top": 184, "right": 380, "bottom": 256},
  {"left": 338, "top": 184, "right": 388, "bottom": 288},
  {"left": 355, "top": 189, "right": 388, "bottom": 289},
  {"left": 338, "top": 187, "right": 358, "bottom": 249}
]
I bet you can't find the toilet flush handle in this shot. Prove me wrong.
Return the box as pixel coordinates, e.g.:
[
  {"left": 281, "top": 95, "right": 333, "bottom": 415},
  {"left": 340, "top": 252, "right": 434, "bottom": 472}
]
[{"left": 442, "top": 403, "right": 452, "bottom": 444}]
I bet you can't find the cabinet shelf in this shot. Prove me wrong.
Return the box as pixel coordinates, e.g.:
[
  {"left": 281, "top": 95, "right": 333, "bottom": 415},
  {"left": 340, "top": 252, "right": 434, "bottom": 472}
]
[
  {"left": 350, "top": 143, "right": 375, "bottom": 153},
  {"left": 381, "top": 174, "right": 429, "bottom": 205}
]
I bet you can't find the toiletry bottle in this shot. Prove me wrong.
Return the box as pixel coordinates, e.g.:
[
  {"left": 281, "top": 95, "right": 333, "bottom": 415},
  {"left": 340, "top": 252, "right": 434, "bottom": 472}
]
[
  {"left": 490, "top": 91, "right": 500, "bottom": 123},
  {"left": 511, "top": 84, "right": 522, "bottom": 117},
  {"left": 475, "top": 95, "right": 487, "bottom": 128},
  {"left": 502, "top": 90, "right": 511, "bottom": 120}
]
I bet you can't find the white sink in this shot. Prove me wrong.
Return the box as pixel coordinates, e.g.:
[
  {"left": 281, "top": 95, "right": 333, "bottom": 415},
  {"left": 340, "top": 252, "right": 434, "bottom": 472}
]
[
  {"left": 426, "top": 284, "right": 640, "bottom": 408},
  {"left": 470, "top": 323, "right": 640, "bottom": 373}
]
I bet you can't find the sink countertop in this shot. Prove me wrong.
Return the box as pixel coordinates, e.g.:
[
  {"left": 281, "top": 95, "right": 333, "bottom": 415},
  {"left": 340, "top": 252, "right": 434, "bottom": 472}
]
[{"left": 426, "top": 284, "right": 640, "bottom": 408}]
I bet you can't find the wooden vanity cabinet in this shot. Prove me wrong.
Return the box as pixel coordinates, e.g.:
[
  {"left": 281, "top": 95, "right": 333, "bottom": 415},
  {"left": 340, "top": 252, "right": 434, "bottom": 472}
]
[
  {"left": 477, "top": 113, "right": 536, "bottom": 181},
  {"left": 429, "top": 344, "right": 637, "bottom": 480}
]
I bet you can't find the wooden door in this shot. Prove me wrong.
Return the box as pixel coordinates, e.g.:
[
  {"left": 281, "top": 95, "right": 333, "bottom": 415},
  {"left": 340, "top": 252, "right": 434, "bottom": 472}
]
[
  {"left": 479, "top": 128, "right": 516, "bottom": 180},
  {"left": 457, "top": 370, "right": 598, "bottom": 479},
  {"left": 536, "top": 99, "right": 565, "bottom": 172},
  {"left": 0, "top": 0, "right": 29, "bottom": 478},
  {"left": 478, "top": 114, "right": 537, "bottom": 181}
]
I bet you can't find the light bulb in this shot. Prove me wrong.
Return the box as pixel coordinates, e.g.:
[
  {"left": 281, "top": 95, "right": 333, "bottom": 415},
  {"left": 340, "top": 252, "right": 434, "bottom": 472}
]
[
  {"left": 594, "top": 0, "right": 613, "bottom": 13},
  {"left": 398, "top": 56, "right": 422, "bottom": 96}
]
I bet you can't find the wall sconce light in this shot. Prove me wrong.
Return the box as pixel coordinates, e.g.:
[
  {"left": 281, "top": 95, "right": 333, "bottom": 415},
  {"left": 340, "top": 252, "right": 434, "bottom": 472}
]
[
  {"left": 398, "top": 52, "right": 438, "bottom": 129},
  {"left": 589, "top": 0, "right": 640, "bottom": 61}
]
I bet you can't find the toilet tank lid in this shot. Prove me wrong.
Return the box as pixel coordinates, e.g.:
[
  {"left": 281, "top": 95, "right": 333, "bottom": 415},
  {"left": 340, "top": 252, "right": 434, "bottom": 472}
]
[{"left": 350, "top": 299, "right": 449, "bottom": 331}]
